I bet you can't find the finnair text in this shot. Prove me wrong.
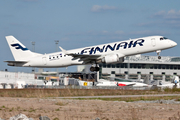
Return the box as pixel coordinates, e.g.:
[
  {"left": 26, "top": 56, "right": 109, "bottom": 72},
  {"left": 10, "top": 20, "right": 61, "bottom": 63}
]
[{"left": 81, "top": 39, "right": 144, "bottom": 54}]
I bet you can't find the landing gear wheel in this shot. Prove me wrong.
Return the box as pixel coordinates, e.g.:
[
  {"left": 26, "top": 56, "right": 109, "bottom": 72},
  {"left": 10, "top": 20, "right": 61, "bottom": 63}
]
[
  {"left": 90, "top": 62, "right": 100, "bottom": 72},
  {"left": 90, "top": 67, "right": 95, "bottom": 72},
  {"left": 95, "top": 67, "right": 99, "bottom": 71},
  {"left": 90, "top": 66, "right": 100, "bottom": 72},
  {"left": 156, "top": 50, "right": 161, "bottom": 59}
]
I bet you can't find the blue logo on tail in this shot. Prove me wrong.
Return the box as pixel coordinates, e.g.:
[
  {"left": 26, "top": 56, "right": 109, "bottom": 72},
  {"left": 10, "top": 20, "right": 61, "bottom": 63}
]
[{"left": 11, "top": 43, "right": 28, "bottom": 51}]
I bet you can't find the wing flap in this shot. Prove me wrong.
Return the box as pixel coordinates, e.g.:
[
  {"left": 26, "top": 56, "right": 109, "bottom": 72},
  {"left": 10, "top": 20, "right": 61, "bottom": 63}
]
[
  {"left": 71, "top": 54, "right": 101, "bottom": 64},
  {"left": 59, "top": 46, "right": 101, "bottom": 63}
]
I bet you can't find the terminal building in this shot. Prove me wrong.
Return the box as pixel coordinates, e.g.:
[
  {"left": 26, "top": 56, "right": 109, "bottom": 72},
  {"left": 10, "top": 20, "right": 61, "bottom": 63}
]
[
  {"left": 1, "top": 55, "right": 180, "bottom": 89},
  {"left": 99, "top": 55, "right": 180, "bottom": 81}
]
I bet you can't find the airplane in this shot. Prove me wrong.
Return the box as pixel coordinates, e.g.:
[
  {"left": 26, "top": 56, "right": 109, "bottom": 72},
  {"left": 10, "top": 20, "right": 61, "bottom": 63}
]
[
  {"left": 156, "top": 75, "right": 179, "bottom": 89},
  {"left": 96, "top": 79, "right": 118, "bottom": 86},
  {"left": 95, "top": 78, "right": 150, "bottom": 88},
  {"left": 5, "top": 35, "right": 177, "bottom": 72},
  {"left": 99, "top": 77, "right": 150, "bottom": 87}
]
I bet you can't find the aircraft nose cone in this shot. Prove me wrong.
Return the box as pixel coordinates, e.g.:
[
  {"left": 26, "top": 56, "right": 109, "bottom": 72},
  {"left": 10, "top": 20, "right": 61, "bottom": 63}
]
[{"left": 171, "top": 41, "right": 177, "bottom": 47}]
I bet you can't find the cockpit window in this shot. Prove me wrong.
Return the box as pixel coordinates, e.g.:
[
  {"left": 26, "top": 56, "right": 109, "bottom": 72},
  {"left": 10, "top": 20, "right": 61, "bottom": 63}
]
[{"left": 160, "top": 37, "right": 168, "bottom": 40}]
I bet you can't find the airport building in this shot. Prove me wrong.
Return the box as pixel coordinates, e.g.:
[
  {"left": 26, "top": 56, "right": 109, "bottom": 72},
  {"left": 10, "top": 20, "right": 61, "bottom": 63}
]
[
  {"left": 0, "top": 69, "right": 97, "bottom": 89},
  {"left": 1, "top": 55, "right": 180, "bottom": 89},
  {"left": 99, "top": 55, "right": 180, "bottom": 81},
  {"left": 0, "top": 71, "right": 39, "bottom": 88}
]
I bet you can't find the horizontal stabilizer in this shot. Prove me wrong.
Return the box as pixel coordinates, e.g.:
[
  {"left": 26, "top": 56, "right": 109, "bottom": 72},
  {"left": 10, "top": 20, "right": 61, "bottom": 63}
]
[
  {"left": 4, "top": 61, "right": 27, "bottom": 63},
  {"left": 4, "top": 61, "right": 27, "bottom": 66}
]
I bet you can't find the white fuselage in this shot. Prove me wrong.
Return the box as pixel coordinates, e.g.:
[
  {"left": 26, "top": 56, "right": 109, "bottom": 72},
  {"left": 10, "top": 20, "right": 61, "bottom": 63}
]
[{"left": 13, "top": 36, "right": 177, "bottom": 68}]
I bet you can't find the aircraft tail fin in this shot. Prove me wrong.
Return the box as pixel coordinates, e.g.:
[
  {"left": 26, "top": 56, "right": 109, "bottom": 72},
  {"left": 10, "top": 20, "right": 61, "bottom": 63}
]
[{"left": 5, "top": 36, "right": 41, "bottom": 61}]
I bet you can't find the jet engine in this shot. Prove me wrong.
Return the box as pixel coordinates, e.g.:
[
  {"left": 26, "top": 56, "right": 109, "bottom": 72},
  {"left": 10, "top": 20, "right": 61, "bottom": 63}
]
[
  {"left": 91, "top": 53, "right": 125, "bottom": 72},
  {"left": 101, "top": 54, "right": 124, "bottom": 64}
]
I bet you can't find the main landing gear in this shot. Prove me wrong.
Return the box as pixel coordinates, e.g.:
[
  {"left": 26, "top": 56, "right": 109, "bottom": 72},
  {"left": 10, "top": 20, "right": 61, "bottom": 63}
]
[
  {"left": 90, "top": 64, "right": 100, "bottom": 72},
  {"left": 156, "top": 50, "right": 161, "bottom": 59}
]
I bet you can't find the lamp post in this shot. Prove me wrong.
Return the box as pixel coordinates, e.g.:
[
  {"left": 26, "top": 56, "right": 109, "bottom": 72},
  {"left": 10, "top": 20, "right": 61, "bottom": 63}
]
[
  {"left": 55, "top": 40, "right": 59, "bottom": 76},
  {"left": 31, "top": 41, "right": 35, "bottom": 52},
  {"left": 31, "top": 42, "right": 35, "bottom": 73}
]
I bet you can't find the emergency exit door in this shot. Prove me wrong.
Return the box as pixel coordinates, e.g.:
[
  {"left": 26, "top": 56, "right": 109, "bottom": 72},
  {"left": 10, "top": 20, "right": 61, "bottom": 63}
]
[{"left": 151, "top": 38, "right": 156, "bottom": 47}]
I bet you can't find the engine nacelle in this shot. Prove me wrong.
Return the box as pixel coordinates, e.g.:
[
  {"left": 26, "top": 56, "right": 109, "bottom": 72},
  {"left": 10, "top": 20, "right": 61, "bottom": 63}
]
[{"left": 101, "top": 54, "right": 124, "bottom": 64}]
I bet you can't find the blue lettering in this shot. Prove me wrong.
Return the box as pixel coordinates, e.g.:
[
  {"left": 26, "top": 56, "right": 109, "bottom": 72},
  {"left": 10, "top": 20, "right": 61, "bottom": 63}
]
[
  {"left": 81, "top": 48, "right": 90, "bottom": 54},
  {"left": 128, "top": 41, "right": 134, "bottom": 48},
  {"left": 133, "top": 39, "right": 144, "bottom": 47},
  {"left": 80, "top": 39, "right": 144, "bottom": 55},
  {"left": 105, "top": 44, "right": 116, "bottom": 52},
  {"left": 116, "top": 42, "right": 128, "bottom": 50},
  {"left": 89, "top": 47, "right": 94, "bottom": 54},
  {"left": 94, "top": 45, "right": 105, "bottom": 54}
]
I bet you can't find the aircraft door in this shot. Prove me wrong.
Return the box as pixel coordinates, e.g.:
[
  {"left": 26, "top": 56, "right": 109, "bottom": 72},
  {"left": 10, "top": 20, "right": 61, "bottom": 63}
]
[
  {"left": 42, "top": 56, "right": 47, "bottom": 65},
  {"left": 151, "top": 38, "right": 156, "bottom": 47}
]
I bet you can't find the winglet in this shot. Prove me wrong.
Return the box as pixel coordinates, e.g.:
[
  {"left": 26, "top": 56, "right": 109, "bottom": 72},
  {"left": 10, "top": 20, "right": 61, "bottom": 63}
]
[{"left": 59, "top": 46, "right": 70, "bottom": 55}]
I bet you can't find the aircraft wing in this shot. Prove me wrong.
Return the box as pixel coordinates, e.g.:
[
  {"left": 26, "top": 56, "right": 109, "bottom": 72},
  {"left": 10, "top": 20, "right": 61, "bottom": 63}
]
[
  {"left": 67, "top": 53, "right": 101, "bottom": 64},
  {"left": 59, "top": 47, "right": 102, "bottom": 64}
]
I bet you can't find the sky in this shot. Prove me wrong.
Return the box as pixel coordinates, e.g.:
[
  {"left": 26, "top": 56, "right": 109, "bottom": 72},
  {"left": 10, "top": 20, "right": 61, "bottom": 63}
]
[{"left": 0, "top": 0, "right": 180, "bottom": 73}]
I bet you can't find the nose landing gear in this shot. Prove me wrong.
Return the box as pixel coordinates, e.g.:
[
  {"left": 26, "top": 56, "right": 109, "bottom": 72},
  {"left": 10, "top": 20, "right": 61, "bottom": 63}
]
[
  {"left": 158, "top": 56, "right": 161, "bottom": 59},
  {"left": 156, "top": 50, "right": 161, "bottom": 59}
]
